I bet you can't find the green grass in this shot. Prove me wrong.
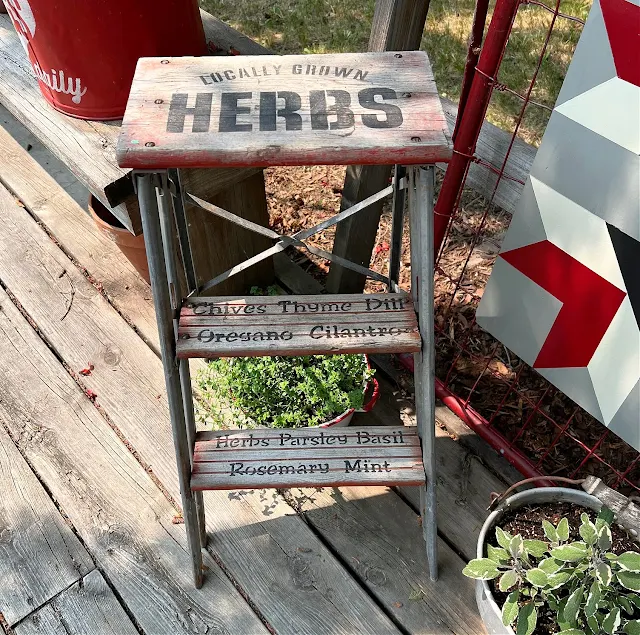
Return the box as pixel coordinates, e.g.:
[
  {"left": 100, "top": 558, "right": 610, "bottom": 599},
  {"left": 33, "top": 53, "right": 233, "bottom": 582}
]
[{"left": 199, "top": 0, "right": 591, "bottom": 146}]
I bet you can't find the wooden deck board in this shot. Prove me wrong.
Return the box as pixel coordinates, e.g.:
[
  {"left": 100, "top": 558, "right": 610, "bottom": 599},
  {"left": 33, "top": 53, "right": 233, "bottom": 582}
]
[
  {"left": 0, "top": 283, "right": 269, "bottom": 635},
  {"left": 0, "top": 427, "right": 94, "bottom": 626},
  {"left": 287, "top": 485, "right": 483, "bottom": 635},
  {"left": 0, "top": 183, "right": 400, "bottom": 634},
  {"left": 0, "top": 124, "right": 159, "bottom": 350},
  {"left": 351, "top": 373, "right": 512, "bottom": 561},
  {"left": 14, "top": 571, "right": 138, "bottom": 635}
]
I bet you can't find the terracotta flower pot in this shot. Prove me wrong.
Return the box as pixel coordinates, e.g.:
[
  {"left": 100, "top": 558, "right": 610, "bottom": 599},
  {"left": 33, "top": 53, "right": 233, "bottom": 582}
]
[{"left": 88, "top": 195, "right": 150, "bottom": 284}]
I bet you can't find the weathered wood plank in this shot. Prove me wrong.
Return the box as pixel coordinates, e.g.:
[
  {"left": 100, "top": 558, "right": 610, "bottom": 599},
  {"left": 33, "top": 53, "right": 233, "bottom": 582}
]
[
  {"left": 273, "top": 252, "right": 325, "bottom": 294},
  {"left": 192, "top": 427, "right": 424, "bottom": 490},
  {"left": 14, "top": 570, "right": 138, "bottom": 635},
  {"left": 287, "top": 485, "right": 484, "bottom": 635},
  {"left": 182, "top": 293, "right": 413, "bottom": 316},
  {"left": 0, "top": 123, "right": 159, "bottom": 350},
  {"left": 193, "top": 458, "right": 424, "bottom": 490},
  {"left": 0, "top": 427, "right": 94, "bottom": 626},
  {"left": 368, "top": 0, "right": 431, "bottom": 53},
  {"left": 196, "top": 446, "right": 419, "bottom": 461},
  {"left": 183, "top": 169, "right": 275, "bottom": 295},
  {"left": 196, "top": 425, "right": 418, "bottom": 444},
  {"left": 0, "top": 120, "right": 208, "bottom": 378},
  {"left": 117, "top": 52, "right": 451, "bottom": 169},
  {"left": 0, "top": 284, "right": 269, "bottom": 635},
  {"left": 0, "top": 184, "right": 401, "bottom": 634},
  {"left": 178, "top": 293, "right": 420, "bottom": 357},
  {"left": 440, "top": 97, "right": 535, "bottom": 216},
  {"left": 201, "top": 11, "right": 274, "bottom": 56}
]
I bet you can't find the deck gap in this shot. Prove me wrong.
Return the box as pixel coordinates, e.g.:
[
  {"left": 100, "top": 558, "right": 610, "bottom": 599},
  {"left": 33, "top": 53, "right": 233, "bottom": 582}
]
[
  {"left": 0, "top": 613, "right": 15, "bottom": 635},
  {"left": 280, "top": 488, "right": 413, "bottom": 635},
  {"left": 202, "top": 545, "right": 277, "bottom": 635}
]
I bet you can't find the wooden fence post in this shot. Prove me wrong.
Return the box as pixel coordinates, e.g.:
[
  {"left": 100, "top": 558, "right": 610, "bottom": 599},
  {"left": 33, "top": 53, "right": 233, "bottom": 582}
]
[{"left": 326, "top": 0, "right": 431, "bottom": 294}]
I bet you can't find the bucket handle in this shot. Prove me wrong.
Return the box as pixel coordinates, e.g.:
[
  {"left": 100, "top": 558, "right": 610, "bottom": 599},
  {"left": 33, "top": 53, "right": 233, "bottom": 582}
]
[{"left": 488, "top": 475, "right": 586, "bottom": 511}]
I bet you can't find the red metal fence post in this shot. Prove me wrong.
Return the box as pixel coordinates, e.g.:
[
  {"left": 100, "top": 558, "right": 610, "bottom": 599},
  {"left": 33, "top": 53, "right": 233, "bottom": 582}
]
[
  {"left": 433, "top": 0, "right": 520, "bottom": 253},
  {"left": 453, "top": 0, "right": 491, "bottom": 142}
]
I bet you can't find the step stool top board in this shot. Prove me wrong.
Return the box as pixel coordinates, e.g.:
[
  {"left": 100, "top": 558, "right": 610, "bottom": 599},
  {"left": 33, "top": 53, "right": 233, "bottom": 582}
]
[{"left": 116, "top": 52, "right": 452, "bottom": 169}]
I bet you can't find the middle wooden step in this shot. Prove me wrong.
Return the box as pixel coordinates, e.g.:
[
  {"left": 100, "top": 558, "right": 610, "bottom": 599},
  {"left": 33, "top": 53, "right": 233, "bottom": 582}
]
[{"left": 177, "top": 293, "right": 421, "bottom": 358}]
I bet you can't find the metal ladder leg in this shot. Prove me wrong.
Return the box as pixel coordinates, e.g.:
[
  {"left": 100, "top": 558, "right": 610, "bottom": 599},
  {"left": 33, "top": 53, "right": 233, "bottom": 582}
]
[
  {"left": 166, "top": 170, "right": 207, "bottom": 546},
  {"left": 408, "top": 166, "right": 438, "bottom": 581},
  {"left": 388, "top": 165, "right": 407, "bottom": 291},
  {"left": 136, "top": 172, "right": 204, "bottom": 588}
]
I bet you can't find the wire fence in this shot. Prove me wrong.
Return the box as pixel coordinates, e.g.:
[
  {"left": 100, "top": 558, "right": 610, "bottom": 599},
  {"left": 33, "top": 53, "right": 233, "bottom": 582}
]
[{"left": 427, "top": 0, "right": 640, "bottom": 495}]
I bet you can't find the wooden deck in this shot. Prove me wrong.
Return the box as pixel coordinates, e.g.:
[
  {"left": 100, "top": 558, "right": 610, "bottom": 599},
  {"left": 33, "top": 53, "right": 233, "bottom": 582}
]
[{"left": 0, "top": 122, "right": 522, "bottom": 634}]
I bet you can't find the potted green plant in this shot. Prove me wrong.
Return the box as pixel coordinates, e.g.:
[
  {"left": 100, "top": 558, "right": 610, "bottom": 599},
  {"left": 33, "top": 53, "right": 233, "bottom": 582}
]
[
  {"left": 463, "top": 481, "right": 640, "bottom": 635},
  {"left": 195, "top": 353, "right": 379, "bottom": 430}
]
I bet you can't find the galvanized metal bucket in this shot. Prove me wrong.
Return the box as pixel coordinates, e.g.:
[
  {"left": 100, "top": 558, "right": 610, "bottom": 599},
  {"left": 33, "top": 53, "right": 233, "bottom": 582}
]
[{"left": 475, "top": 487, "right": 604, "bottom": 635}]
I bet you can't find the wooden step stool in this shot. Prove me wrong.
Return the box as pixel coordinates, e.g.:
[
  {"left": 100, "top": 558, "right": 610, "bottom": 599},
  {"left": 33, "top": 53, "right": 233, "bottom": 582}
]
[{"left": 117, "top": 51, "right": 452, "bottom": 588}]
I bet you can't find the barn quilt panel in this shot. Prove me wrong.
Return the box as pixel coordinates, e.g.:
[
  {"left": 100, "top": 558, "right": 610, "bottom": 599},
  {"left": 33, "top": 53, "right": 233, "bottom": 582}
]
[{"left": 477, "top": 0, "right": 640, "bottom": 450}]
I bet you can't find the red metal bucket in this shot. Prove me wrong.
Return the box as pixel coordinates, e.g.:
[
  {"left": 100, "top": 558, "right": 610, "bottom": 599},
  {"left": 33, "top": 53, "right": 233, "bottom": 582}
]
[{"left": 4, "top": 0, "right": 206, "bottom": 120}]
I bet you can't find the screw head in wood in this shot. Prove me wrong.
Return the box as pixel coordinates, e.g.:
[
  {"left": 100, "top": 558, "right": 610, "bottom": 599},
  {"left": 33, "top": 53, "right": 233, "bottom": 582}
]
[
  {"left": 411, "top": 136, "right": 421, "bottom": 142},
  {"left": 154, "top": 99, "right": 163, "bottom": 104},
  {"left": 161, "top": 59, "right": 170, "bottom": 64},
  {"left": 394, "top": 53, "right": 403, "bottom": 58},
  {"left": 145, "top": 141, "right": 155, "bottom": 147}
]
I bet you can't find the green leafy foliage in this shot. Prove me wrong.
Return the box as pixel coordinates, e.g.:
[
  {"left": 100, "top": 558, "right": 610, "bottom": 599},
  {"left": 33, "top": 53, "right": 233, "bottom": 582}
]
[
  {"left": 617, "top": 571, "right": 640, "bottom": 592},
  {"left": 517, "top": 603, "right": 538, "bottom": 635},
  {"left": 525, "top": 539, "right": 549, "bottom": 558},
  {"left": 195, "top": 353, "right": 374, "bottom": 428},
  {"left": 503, "top": 590, "right": 520, "bottom": 627},
  {"left": 602, "top": 607, "right": 622, "bottom": 635},
  {"left": 463, "top": 506, "right": 640, "bottom": 634},
  {"left": 618, "top": 552, "right": 640, "bottom": 572},
  {"left": 463, "top": 559, "right": 500, "bottom": 580},
  {"left": 623, "top": 620, "right": 640, "bottom": 635}
]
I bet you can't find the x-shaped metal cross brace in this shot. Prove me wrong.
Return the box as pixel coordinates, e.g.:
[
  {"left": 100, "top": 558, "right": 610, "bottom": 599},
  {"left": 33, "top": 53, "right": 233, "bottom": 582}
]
[{"left": 186, "top": 176, "right": 407, "bottom": 295}]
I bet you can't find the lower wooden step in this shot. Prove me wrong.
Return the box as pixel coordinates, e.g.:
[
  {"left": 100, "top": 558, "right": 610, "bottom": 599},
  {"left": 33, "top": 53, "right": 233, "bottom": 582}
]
[
  {"left": 191, "top": 426, "right": 425, "bottom": 490},
  {"left": 177, "top": 293, "right": 421, "bottom": 358}
]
